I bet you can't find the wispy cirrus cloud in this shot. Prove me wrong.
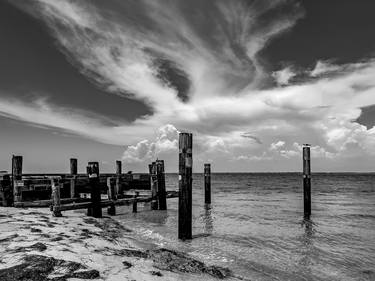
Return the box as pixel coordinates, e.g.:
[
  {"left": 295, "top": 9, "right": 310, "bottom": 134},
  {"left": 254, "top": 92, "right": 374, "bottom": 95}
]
[{"left": 3, "top": 0, "right": 375, "bottom": 171}]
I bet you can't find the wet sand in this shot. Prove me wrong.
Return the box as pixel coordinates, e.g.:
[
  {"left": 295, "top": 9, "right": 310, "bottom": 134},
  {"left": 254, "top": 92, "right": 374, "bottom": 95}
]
[{"left": 0, "top": 207, "right": 235, "bottom": 281}]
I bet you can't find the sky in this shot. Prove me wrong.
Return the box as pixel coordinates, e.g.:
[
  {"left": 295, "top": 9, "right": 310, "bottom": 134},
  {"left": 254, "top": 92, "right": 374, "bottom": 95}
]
[{"left": 1, "top": 0, "right": 375, "bottom": 173}]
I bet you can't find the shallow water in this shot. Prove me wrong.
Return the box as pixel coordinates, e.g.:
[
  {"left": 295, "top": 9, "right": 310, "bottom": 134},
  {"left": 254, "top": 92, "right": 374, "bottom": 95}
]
[{"left": 115, "top": 173, "right": 375, "bottom": 281}]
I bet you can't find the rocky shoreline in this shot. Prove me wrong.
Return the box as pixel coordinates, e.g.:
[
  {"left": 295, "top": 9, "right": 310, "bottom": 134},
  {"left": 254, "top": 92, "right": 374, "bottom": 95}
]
[{"left": 0, "top": 207, "right": 236, "bottom": 280}]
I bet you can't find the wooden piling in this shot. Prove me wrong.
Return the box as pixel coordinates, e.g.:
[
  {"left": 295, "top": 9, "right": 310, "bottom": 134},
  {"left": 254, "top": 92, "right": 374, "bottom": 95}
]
[
  {"left": 115, "top": 160, "right": 122, "bottom": 197},
  {"left": 133, "top": 191, "right": 139, "bottom": 213},
  {"left": 156, "top": 160, "right": 167, "bottom": 210},
  {"left": 12, "top": 155, "right": 23, "bottom": 204},
  {"left": 70, "top": 177, "right": 76, "bottom": 199},
  {"left": 51, "top": 178, "right": 62, "bottom": 217},
  {"left": 70, "top": 158, "right": 77, "bottom": 175},
  {"left": 178, "top": 133, "right": 193, "bottom": 240},
  {"left": 70, "top": 158, "right": 77, "bottom": 198},
  {"left": 107, "top": 177, "right": 116, "bottom": 215},
  {"left": 87, "top": 162, "right": 102, "bottom": 218},
  {"left": 204, "top": 163, "right": 211, "bottom": 204},
  {"left": 150, "top": 162, "right": 158, "bottom": 210},
  {"left": 303, "top": 144, "right": 311, "bottom": 219}
]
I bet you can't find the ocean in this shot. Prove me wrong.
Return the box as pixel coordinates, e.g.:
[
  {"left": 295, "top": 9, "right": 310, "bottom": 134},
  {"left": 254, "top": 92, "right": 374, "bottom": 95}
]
[{"left": 115, "top": 173, "right": 375, "bottom": 281}]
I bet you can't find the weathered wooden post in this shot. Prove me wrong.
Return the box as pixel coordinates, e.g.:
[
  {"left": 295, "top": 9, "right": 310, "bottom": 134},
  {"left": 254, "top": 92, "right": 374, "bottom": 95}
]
[
  {"left": 133, "top": 191, "right": 139, "bottom": 213},
  {"left": 1, "top": 174, "right": 12, "bottom": 207},
  {"left": 150, "top": 162, "right": 158, "bottom": 210},
  {"left": 107, "top": 177, "right": 116, "bottom": 216},
  {"left": 51, "top": 178, "right": 62, "bottom": 217},
  {"left": 87, "top": 162, "right": 102, "bottom": 218},
  {"left": 115, "top": 160, "right": 122, "bottom": 197},
  {"left": 303, "top": 144, "right": 311, "bottom": 219},
  {"left": 70, "top": 158, "right": 78, "bottom": 175},
  {"left": 204, "top": 163, "right": 211, "bottom": 205},
  {"left": 156, "top": 160, "right": 167, "bottom": 210},
  {"left": 70, "top": 158, "right": 77, "bottom": 198},
  {"left": 178, "top": 133, "right": 193, "bottom": 240},
  {"left": 12, "top": 155, "right": 23, "bottom": 204}
]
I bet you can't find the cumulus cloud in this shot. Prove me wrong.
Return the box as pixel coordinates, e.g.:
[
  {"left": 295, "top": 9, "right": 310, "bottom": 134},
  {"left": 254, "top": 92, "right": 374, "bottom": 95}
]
[
  {"left": 3, "top": 0, "right": 375, "bottom": 171},
  {"left": 272, "top": 67, "right": 296, "bottom": 85},
  {"left": 122, "top": 124, "right": 179, "bottom": 163}
]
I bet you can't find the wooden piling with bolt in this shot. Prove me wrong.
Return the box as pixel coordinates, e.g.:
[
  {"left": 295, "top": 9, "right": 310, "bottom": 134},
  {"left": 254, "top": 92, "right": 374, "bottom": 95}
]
[
  {"left": 133, "top": 191, "right": 139, "bottom": 213},
  {"left": 12, "top": 155, "right": 23, "bottom": 204},
  {"left": 178, "top": 133, "right": 193, "bottom": 240},
  {"left": 303, "top": 144, "right": 311, "bottom": 219},
  {"left": 204, "top": 164, "right": 211, "bottom": 204},
  {"left": 87, "top": 162, "right": 102, "bottom": 218},
  {"left": 51, "top": 178, "right": 62, "bottom": 217},
  {"left": 150, "top": 162, "right": 158, "bottom": 210},
  {"left": 156, "top": 160, "right": 167, "bottom": 210}
]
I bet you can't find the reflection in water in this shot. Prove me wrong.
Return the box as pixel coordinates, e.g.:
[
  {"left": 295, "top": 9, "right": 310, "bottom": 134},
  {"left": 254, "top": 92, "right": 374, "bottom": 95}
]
[
  {"left": 133, "top": 203, "right": 169, "bottom": 225},
  {"left": 298, "top": 219, "right": 316, "bottom": 268}
]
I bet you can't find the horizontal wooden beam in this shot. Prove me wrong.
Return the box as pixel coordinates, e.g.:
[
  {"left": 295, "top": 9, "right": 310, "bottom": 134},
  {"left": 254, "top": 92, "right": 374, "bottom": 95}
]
[
  {"left": 53, "top": 191, "right": 179, "bottom": 212},
  {"left": 14, "top": 197, "right": 90, "bottom": 208}
]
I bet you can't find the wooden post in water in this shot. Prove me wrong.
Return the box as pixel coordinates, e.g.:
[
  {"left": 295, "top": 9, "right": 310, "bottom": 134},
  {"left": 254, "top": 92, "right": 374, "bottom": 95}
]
[
  {"left": 156, "top": 160, "right": 167, "bottom": 210},
  {"left": 12, "top": 155, "right": 23, "bottom": 204},
  {"left": 303, "top": 144, "right": 311, "bottom": 219},
  {"left": 150, "top": 162, "right": 158, "bottom": 210},
  {"left": 70, "top": 158, "right": 77, "bottom": 198},
  {"left": 51, "top": 178, "right": 62, "bottom": 217},
  {"left": 87, "top": 162, "right": 102, "bottom": 218},
  {"left": 107, "top": 177, "right": 116, "bottom": 216},
  {"left": 133, "top": 191, "right": 139, "bottom": 213},
  {"left": 204, "top": 163, "right": 211, "bottom": 205},
  {"left": 115, "top": 160, "right": 122, "bottom": 197},
  {"left": 178, "top": 133, "right": 193, "bottom": 240}
]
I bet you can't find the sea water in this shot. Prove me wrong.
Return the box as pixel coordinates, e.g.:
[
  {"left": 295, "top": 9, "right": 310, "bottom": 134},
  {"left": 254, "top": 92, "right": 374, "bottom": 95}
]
[{"left": 115, "top": 173, "right": 375, "bottom": 281}]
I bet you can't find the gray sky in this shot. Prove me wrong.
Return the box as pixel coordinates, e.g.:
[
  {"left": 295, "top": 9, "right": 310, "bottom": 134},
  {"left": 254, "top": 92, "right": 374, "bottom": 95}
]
[{"left": 1, "top": 0, "right": 375, "bottom": 173}]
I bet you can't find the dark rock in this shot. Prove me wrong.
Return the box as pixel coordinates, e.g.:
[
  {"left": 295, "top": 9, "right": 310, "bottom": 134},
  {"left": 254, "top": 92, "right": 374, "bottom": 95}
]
[
  {"left": 150, "top": 270, "right": 163, "bottom": 277},
  {"left": 71, "top": 269, "right": 100, "bottom": 279},
  {"left": 50, "top": 236, "right": 64, "bottom": 242},
  {"left": 30, "top": 228, "right": 42, "bottom": 233},
  {"left": 14, "top": 243, "right": 47, "bottom": 253},
  {"left": 0, "top": 254, "right": 99, "bottom": 281},
  {"left": 29, "top": 242, "right": 47, "bottom": 251},
  {"left": 119, "top": 248, "right": 149, "bottom": 259},
  {"left": 149, "top": 248, "right": 232, "bottom": 279},
  {"left": 122, "top": 260, "right": 133, "bottom": 269}
]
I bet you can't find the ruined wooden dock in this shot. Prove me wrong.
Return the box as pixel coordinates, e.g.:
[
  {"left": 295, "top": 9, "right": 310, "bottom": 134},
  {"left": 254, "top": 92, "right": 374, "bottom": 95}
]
[{"left": 1, "top": 132, "right": 314, "bottom": 241}]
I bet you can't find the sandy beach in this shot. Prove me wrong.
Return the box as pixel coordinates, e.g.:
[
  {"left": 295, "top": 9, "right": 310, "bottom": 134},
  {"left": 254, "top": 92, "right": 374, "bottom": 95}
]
[{"left": 0, "top": 207, "right": 235, "bottom": 281}]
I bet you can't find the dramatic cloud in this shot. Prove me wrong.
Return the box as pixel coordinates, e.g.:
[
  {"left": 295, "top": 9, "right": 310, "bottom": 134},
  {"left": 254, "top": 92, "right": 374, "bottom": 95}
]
[{"left": 3, "top": 0, "right": 375, "bottom": 171}]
